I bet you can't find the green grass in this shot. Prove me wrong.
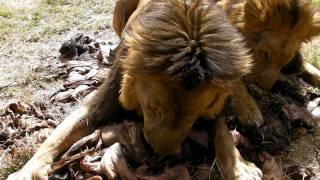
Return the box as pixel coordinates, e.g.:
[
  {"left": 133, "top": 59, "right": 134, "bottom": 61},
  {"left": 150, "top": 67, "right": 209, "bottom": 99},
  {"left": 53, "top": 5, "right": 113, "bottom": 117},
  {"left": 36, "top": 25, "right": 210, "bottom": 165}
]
[
  {"left": 0, "top": 0, "right": 112, "bottom": 43},
  {"left": 0, "top": 4, "right": 12, "bottom": 17},
  {"left": 302, "top": 37, "right": 320, "bottom": 69},
  {"left": 0, "top": 3, "right": 72, "bottom": 42}
]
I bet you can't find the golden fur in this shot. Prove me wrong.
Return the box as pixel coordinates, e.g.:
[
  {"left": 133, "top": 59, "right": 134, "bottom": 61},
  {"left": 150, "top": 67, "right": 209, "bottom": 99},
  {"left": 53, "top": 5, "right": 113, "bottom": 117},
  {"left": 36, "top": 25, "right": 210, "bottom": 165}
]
[
  {"left": 8, "top": 0, "right": 263, "bottom": 179},
  {"left": 215, "top": 0, "right": 320, "bottom": 127},
  {"left": 116, "top": 0, "right": 262, "bottom": 179},
  {"left": 219, "top": 0, "right": 320, "bottom": 89},
  {"left": 118, "top": 0, "right": 251, "bottom": 155}
]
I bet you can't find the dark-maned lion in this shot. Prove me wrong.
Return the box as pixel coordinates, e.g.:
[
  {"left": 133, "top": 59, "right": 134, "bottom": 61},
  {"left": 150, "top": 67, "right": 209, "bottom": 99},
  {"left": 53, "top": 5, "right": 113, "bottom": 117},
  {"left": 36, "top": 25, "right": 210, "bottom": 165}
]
[
  {"left": 8, "top": 0, "right": 262, "bottom": 179},
  {"left": 217, "top": 0, "right": 320, "bottom": 126}
]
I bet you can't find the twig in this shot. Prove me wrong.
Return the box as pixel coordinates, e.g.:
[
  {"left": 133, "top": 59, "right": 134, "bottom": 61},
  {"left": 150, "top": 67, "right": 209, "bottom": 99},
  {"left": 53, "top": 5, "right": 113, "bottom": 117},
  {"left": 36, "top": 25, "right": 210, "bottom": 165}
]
[
  {"left": 50, "top": 148, "right": 96, "bottom": 174},
  {"left": 209, "top": 158, "right": 225, "bottom": 180},
  {"left": 0, "top": 81, "right": 18, "bottom": 89}
]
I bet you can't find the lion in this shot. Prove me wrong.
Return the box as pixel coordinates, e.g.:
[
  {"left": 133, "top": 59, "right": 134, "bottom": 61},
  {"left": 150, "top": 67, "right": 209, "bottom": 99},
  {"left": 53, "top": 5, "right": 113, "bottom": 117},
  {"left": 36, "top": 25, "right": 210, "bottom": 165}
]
[
  {"left": 216, "top": 0, "right": 320, "bottom": 126},
  {"left": 8, "top": 0, "right": 262, "bottom": 179}
]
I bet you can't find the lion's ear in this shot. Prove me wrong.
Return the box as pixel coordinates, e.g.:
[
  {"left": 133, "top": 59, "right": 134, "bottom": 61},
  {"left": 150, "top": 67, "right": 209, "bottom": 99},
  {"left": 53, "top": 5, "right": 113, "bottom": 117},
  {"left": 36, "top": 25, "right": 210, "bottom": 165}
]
[
  {"left": 234, "top": 0, "right": 291, "bottom": 33},
  {"left": 113, "top": 0, "right": 139, "bottom": 37},
  {"left": 232, "top": 0, "right": 265, "bottom": 33},
  {"left": 293, "top": 8, "right": 320, "bottom": 41},
  {"left": 288, "top": 1, "right": 320, "bottom": 41},
  {"left": 239, "top": 0, "right": 320, "bottom": 41}
]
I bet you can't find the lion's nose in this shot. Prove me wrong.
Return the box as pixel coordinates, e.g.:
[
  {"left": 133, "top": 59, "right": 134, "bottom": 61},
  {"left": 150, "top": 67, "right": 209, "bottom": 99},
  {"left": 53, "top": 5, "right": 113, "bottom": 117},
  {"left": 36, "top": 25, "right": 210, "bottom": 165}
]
[{"left": 144, "top": 131, "right": 181, "bottom": 155}]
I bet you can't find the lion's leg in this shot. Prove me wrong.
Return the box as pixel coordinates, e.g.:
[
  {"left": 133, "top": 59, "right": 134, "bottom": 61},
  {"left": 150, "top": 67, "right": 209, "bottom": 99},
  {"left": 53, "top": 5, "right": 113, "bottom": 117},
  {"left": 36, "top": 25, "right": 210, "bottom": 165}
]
[
  {"left": 8, "top": 106, "right": 94, "bottom": 180},
  {"left": 302, "top": 61, "right": 320, "bottom": 87},
  {"left": 231, "top": 80, "right": 263, "bottom": 127},
  {"left": 213, "top": 116, "right": 262, "bottom": 180},
  {"left": 113, "top": 0, "right": 139, "bottom": 37},
  {"left": 8, "top": 64, "right": 125, "bottom": 180},
  {"left": 212, "top": 116, "right": 236, "bottom": 179},
  {"left": 282, "top": 52, "right": 320, "bottom": 87}
]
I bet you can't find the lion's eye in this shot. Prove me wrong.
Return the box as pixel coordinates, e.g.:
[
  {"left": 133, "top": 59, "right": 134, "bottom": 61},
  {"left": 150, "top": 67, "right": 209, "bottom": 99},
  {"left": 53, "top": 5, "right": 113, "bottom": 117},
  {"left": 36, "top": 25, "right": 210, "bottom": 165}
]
[
  {"left": 260, "top": 50, "right": 268, "bottom": 60},
  {"left": 149, "top": 105, "right": 163, "bottom": 119}
]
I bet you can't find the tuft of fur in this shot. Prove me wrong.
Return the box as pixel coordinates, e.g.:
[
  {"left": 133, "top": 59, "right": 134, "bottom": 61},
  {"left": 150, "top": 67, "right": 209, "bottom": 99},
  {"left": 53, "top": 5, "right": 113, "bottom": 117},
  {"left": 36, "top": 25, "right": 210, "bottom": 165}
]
[
  {"left": 217, "top": 0, "right": 320, "bottom": 89},
  {"left": 119, "top": 0, "right": 252, "bottom": 89},
  {"left": 230, "top": 0, "right": 320, "bottom": 42}
]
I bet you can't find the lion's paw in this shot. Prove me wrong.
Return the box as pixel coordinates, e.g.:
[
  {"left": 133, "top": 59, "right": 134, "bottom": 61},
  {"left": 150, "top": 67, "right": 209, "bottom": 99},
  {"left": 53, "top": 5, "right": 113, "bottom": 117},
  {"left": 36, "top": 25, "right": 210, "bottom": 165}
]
[
  {"left": 7, "top": 163, "right": 50, "bottom": 180},
  {"left": 234, "top": 101, "right": 263, "bottom": 127}
]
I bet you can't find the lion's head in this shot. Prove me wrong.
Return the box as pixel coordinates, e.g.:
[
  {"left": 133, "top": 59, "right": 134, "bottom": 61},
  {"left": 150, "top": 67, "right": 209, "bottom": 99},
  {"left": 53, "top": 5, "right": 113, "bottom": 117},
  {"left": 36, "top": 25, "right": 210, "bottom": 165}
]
[
  {"left": 228, "top": 0, "right": 320, "bottom": 89},
  {"left": 117, "top": 0, "right": 252, "bottom": 155}
]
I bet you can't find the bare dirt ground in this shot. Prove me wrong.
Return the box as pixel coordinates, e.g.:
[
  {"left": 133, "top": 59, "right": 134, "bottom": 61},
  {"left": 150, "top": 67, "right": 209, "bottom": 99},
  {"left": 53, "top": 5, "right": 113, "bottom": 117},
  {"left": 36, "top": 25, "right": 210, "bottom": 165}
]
[{"left": 0, "top": 0, "right": 320, "bottom": 179}]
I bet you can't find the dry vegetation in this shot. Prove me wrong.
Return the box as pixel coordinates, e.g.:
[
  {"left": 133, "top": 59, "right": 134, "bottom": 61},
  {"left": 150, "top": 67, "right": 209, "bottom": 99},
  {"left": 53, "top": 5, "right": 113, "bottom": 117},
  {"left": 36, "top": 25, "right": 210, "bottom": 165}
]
[
  {"left": 0, "top": 0, "right": 319, "bottom": 179},
  {"left": 0, "top": 0, "right": 117, "bottom": 107},
  {"left": 0, "top": 0, "right": 117, "bottom": 178}
]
